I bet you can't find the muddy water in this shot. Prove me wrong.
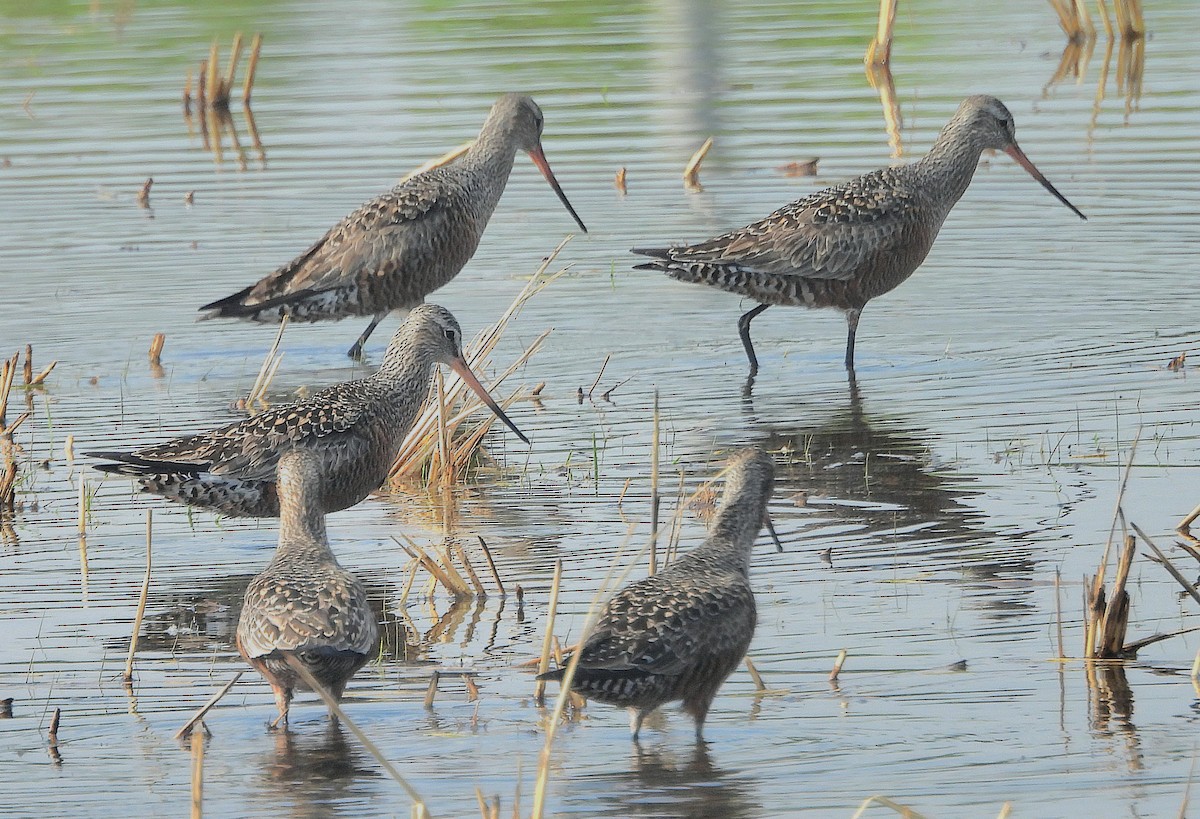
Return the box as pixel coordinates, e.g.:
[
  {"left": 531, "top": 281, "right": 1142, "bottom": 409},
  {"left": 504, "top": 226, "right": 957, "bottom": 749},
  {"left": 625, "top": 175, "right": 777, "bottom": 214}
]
[{"left": 2, "top": 0, "right": 1199, "bottom": 816}]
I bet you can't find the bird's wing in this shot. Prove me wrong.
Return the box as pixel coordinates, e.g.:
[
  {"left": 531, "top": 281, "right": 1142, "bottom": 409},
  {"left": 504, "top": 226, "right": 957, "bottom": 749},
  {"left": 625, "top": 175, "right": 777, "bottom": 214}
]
[
  {"left": 654, "top": 168, "right": 922, "bottom": 282},
  {"left": 130, "top": 384, "right": 375, "bottom": 481},
  {"left": 575, "top": 572, "right": 756, "bottom": 676},
  {"left": 238, "top": 568, "right": 377, "bottom": 658},
  {"left": 244, "top": 169, "right": 459, "bottom": 301}
]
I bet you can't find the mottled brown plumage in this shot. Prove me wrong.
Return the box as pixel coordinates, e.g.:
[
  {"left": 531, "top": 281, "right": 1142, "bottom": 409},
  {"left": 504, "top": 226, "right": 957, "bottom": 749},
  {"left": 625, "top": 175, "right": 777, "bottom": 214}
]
[
  {"left": 89, "top": 305, "right": 527, "bottom": 517},
  {"left": 201, "top": 93, "right": 587, "bottom": 359},
  {"left": 539, "top": 448, "right": 777, "bottom": 741},
  {"left": 633, "top": 95, "right": 1085, "bottom": 374},
  {"left": 237, "top": 448, "right": 378, "bottom": 728}
]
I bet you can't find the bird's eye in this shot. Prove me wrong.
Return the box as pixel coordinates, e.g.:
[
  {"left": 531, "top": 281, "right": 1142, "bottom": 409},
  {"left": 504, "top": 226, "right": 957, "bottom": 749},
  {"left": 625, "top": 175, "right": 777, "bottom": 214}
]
[{"left": 443, "top": 328, "right": 457, "bottom": 343}]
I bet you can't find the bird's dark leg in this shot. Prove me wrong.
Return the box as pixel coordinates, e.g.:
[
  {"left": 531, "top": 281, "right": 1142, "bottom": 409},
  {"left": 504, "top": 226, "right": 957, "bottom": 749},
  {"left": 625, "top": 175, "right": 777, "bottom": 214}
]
[
  {"left": 844, "top": 307, "right": 862, "bottom": 371},
  {"left": 737, "top": 304, "right": 770, "bottom": 376},
  {"left": 346, "top": 312, "right": 387, "bottom": 360}
]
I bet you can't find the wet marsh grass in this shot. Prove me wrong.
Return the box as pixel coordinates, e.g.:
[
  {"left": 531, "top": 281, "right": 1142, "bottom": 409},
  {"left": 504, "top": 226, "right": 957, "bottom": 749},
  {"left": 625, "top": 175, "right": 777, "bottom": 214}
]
[{"left": 389, "top": 237, "right": 570, "bottom": 485}]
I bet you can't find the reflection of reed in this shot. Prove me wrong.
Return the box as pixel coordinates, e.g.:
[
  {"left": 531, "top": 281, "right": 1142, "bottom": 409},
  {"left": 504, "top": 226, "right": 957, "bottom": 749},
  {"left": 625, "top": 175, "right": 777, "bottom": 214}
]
[
  {"left": 1045, "top": 0, "right": 1145, "bottom": 146},
  {"left": 1085, "top": 661, "right": 1143, "bottom": 771},
  {"left": 864, "top": 63, "right": 903, "bottom": 159},
  {"left": 185, "top": 104, "right": 266, "bottom": 170}
]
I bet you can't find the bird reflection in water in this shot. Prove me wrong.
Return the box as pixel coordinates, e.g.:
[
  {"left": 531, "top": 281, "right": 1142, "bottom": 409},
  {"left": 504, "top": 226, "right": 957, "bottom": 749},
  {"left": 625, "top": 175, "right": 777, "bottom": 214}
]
[
  {"left": 260, "top": 721, "right": 379, "bottom": 812},
  {"left": 741, "top": 381, "right": 1045, "bottom": 619}
]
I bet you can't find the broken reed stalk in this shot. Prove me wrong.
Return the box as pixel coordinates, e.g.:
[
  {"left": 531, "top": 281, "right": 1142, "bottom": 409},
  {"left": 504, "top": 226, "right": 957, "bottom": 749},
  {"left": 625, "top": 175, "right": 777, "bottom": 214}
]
[
  {"left": 1131, "top": 522, "right": 1200, "bottom": 609},
  {"left": 830, "top": 649, "right": 848, "bottom": 682},
  {"left": 533, "top": 559, "right": 563, "bottom": 706},
  {"left": 392, "top": 535, "right": 471, "bottom": 598},
  {"left": 245, "top": 315, "right": 287, "bottom": 412},
  {"left": 389, "top": 237, "right": 572, "bottom": 481},
  {"left": 123, "top": 510, "right": 153, "bottom": 683},
  {"left": 282, "top": 655, "right": 429, "bottom": 811},
  {"left": 148, "top": 333, "right": 166, "bottom": 366},
  {"left": 175, "top": 671, "right": 245, "bottom": 739},
  {"left": 850, "top": 795, "right": 928, "bottom": 819},
  {"left": 477, "top": 536, "right": 506, "bottom": 596},
  {"left": 1086, "top": 534, "right": 1136, "bottom": 659},
  {"left": 455, "top": 541, "right": 486, "bottom": 597},
  {"left": 77, "top": 476, "right": 89, "bottom": 599},
  {"left": 682, "top": 137, "right": 713, "bottom": 191},
  {"left": 865, "top": 0, "right": 898, "bottom": 65},
  {"left": 190, "top": 725, "right": 204, "bottom": 819},
  {"left": 242, "top": 34, "right": 262, "bottom": 104},
  {"left": 433, "top": 369, "right": 453, "bottom": 490},
  {"left": 744, "top": 657, "right": 767, "bottom": 691},
  {"left": 649, "top": 389, "right": 660, "bottom": 575},
  {"left": 1178, "top": 499, "right": 1200, "bottom": 533}
]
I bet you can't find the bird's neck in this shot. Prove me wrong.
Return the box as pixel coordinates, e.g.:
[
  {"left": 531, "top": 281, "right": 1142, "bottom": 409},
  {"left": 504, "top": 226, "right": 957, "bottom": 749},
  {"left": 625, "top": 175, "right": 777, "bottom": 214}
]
[
  {"left": 375, "top": 338, "right": 437, "bottom": 387},
  {"left": 913, "top": 121, "right": 986, "bottom": 213},
  {"left": 460, "top": 125, "right": 519, "bottom": 204},
  {"left": 695, "top": 495, "right": 763, "bottom": 575},
  {"left": 276, "top": 504, "right": 332, "bottom": 563}
]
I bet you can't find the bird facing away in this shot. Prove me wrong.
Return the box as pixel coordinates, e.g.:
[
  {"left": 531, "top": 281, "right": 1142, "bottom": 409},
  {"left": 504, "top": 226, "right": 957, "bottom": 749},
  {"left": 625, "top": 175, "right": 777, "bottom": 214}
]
[
  {"left": 632, "top": 95, "right": 1086, "bottom": 375},
  {"left": 539, "top": 447, "right": 780, "bottom": 741},
  {"left": 237, "top": 448, "right": 379, "bottom": 729},
  {"left": 89, "top": 304, "right": 528, "bottom": 518},
  {"left": 200, "top": 93, "right": 588, "bottom": 359}
]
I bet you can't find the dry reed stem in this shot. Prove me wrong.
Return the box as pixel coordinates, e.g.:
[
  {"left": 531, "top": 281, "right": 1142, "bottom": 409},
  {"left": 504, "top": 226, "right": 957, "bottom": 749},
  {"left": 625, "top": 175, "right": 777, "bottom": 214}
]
[
  {"left": 190, "top": 724, "right": 204, "bottom": 819},
  {"left": 77, "top": 476, "right": 89, "bottom": 600},
  {"left": 1131, "top": 523, "right": 1200, "bottom": 609},
  {"left": 1192, "top": 648, "right": 1200, "bottom": 698},
  {"left": 123, "top": 510, "right": 153, "bottom": 682},
  {"left": 223, "top": 32, "right": 243, "bottom": 95},
  {"left": 245, "top": 315, "right": 288, "bottom": 412},
  {"left": 393, "top": 535, "right": 470, "bottom": 597},
  {"left": 148, "top": 333, "right": 166, "bottom": 366},
  {"left": 1054, "top": 568, "right": 1065, "bottom": 659},
  {"left": 682, "top": 137, "right": 713, "bottom": 191},
  {"left": 242, "top": 34, "right": 262, "bottom": 104},
  {"left": 174, "top": 671, "right": 245, "bottom": 739},
  {"left": 389, "top": 239, "right": 571, "bottom": 480},
  {"left": 398, "top": 558, "right": 420, "bottom": 607},
  {"left": 29, "top": 361, "right": 56, "bottom": 386},
  {"left": 830, "top": 649, "right": 848, "bottom": 682},
  {"left": 1179, "top": 500, "right": 1200, "bottom": 532},
  {"left": 476, "top": 536, "right": 505, "bottom": 596},
  {"left": 424, "top": 670, "right": 441, "bottom": 707},
  {"left": 282, "top": 655, "right": 429, "bottom": 812},
  {"left": 1093, "top": 429, "right": 1141, "bottom": 607},
  {"left": 744, "top": 656, "right": 767, "bottom": 691},
  {"left": 433, "top": 369, "right": 453, "bottom": 490},
  {"left": 400, "top": 141, "right": 474, "bottom": 184},
  {"left": 649, "top": 389, "right": 660, "bottom": 575},
  {"left": 1094, "top": 534, "right": 1136, "bottom": 657},
  {"left": 206, "top": 40, "right": 220, "bottom": 106},
  {"left": 865, "top": 0, "right": 897, "bottom": 65},
  {"left": 533, "top": 559, "right": 563, "bottom": 706},
  {"left": 455, "top": 541, "right": 486, "bottom": 597},
  {"left": 850, "top": 794, "right": 928, "bottom": 819},
  {"left": 614, "top": 167, "right": 627, "bottom": 194},
  {"left": 0, "top": 354, "right": 17, "bottom": 424},
  {"left": 997, "top": 803, "right": 1012, "bottom": 819},
  {"left": 586, "top": 354, "right": 610, "bottom": 399}
]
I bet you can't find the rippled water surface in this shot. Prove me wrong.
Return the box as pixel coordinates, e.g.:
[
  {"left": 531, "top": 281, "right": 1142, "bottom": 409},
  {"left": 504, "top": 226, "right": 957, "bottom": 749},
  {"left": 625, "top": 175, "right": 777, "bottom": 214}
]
[{"left": 2, "top": 1, "right": 1199, "bottom": 816}]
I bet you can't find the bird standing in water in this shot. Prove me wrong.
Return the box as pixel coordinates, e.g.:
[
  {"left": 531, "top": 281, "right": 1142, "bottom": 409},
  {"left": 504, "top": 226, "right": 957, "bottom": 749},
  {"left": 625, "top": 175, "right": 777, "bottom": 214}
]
[
  {"left": 201, "top": 93, "right": 587, "bottom": 359},
  {"left": 90, "top": 305, "right": 526, "bottom": 517},
  {"left": 633, "top": 95, "right": 1085, "bottom": 376},
  {"left": 237, "top": 448, "right": 378, "bottom": 729},
  {"left": 539, "top": 447, "right": 780, "bottom": 741}
]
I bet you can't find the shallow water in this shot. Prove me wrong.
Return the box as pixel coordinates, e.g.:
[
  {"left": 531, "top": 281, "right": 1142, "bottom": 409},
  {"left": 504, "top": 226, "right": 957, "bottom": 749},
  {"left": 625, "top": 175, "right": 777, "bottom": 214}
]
[{"left": 2, "top": 1, "right": 1199, "bottom": 816}]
